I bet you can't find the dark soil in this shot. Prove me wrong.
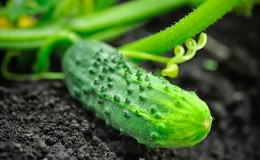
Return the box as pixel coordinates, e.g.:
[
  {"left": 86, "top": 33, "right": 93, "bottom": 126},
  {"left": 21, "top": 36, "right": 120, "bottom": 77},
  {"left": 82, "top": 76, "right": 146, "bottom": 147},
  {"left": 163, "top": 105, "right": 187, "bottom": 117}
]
[{"left": 1, "top": 6, "right": 260, "bottom": 160}]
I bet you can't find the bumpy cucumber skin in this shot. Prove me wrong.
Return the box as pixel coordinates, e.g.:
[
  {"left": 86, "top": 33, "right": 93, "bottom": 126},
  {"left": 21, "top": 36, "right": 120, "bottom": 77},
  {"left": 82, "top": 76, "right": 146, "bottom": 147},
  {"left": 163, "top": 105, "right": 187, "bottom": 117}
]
[{"left": 62, "top": 40, "right": 212, "bottom": 148}]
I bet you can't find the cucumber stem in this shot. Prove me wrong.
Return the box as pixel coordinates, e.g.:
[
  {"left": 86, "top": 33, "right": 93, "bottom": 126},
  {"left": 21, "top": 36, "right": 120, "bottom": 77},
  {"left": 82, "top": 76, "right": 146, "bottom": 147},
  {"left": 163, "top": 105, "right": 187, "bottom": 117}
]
[
  {"left": 121, "top": 33, "right": 207, "bottom": 78},
  {"left": 0, "top": 27, "right": 59, "bottom": 49},
  {"left": 120, "top": 0, "right": 243, "bottom": 55},
  {"left": 33, "top": 30, "right": 81, "bottom": 73},
  {"left": 121, "top": 51, "right": 169, "bottom": 63},
  {"left": 1, "top": 51, "right": 64, "bottom": 81}
]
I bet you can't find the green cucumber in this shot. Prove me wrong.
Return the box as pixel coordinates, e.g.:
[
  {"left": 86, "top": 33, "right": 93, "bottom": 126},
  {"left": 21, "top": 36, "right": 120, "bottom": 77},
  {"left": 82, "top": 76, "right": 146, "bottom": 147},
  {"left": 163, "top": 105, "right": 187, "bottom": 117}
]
[{"left": 62, "top": 40, "right": 212, "bottom": 148}]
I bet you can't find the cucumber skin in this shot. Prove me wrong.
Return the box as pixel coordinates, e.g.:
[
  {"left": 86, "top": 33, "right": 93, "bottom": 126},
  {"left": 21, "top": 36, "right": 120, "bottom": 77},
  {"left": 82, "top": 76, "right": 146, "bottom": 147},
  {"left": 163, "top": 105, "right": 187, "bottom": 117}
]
[{"left": 62, "top": 40, "right": 212, "bottom": 148}]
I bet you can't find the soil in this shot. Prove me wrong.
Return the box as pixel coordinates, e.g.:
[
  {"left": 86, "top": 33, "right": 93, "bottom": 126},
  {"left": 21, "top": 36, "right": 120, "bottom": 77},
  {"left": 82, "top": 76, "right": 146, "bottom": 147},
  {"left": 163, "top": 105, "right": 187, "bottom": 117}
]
[{"left": 1, "top": 6, "right": 260, "bottom": 160}]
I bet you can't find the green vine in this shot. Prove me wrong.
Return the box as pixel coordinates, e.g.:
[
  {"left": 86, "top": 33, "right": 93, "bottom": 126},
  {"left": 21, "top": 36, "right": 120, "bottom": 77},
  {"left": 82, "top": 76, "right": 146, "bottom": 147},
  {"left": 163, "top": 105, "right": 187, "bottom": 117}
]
[
  {"left": 120, "top": 0, "right": 243, "bottom": 55},
  {"left": 121, "top": 33, "right": 207, "bottom": 78},
  {"left": 32, "top": 30, "right": 81, "bottom": 73},
  {"left": 118, "top": 0, "right": 242, "bottom": 78},
  {"left": 1, "top": 51, "right": 63, "bottom": 81},
  {"left": 0, "top": 0, "right": 245, "bottom": 81}
]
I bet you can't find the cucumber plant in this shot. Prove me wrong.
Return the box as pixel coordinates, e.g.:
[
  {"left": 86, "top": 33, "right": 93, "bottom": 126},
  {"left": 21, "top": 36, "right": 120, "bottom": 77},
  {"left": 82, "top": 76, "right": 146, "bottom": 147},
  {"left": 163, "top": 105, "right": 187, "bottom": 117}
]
[{"left": 0, "top": 0, "right": 250, "bottom": 148}]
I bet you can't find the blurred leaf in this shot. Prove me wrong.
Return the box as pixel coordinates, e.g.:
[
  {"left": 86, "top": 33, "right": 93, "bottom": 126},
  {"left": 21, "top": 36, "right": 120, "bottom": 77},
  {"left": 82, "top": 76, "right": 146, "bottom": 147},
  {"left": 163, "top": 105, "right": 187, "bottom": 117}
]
[
  {"left": 53, "top": 0, "right": 95, "bottom": 20},
  {"left": 17, "top": 15, "right": 37, "bottom": 28},
  {"left": 4, "top": 0, "right": 56, "bottom": 25},
  {"left": 95, "top": 0, "right": 118, "bottom": 11},
  {"left": 235, "top": 0, "right": 260, "bottom": 17},
  {"left": 0, "top": 16, "right": 13, "bottom": 28}
]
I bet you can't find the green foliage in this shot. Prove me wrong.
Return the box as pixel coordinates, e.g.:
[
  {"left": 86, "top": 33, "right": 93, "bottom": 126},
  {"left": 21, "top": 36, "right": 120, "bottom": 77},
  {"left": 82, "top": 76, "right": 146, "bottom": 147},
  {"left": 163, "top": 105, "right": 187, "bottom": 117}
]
[
  {"left": 3, "top": 0, "right": 56, "bottom": 24},
  {"left": 1, "top": 0, "right": 98, "bottom": 26},
  {"left": 0, "top": 0, "right": 192, "bottom": 49},
  {"left": 52, "top": 0, "right": 95, "bottom": 21}
]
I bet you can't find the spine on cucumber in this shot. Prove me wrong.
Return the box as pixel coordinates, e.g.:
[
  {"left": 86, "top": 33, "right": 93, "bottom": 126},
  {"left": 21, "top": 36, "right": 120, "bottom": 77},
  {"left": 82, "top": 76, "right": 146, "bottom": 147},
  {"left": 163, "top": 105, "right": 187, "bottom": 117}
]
[{"left": 62, "top": 40, "right": 212, "bottom": 148}]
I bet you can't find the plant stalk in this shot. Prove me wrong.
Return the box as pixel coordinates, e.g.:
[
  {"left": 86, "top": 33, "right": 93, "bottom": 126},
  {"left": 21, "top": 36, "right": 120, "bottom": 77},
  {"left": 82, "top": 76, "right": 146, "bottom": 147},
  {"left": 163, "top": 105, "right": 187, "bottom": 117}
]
[
  {"left": 68, "top": 0, "right": 195, "bottom": 34},
  {"left": 0, "top": 0, "right": 200, "bottom": 49},
  {"left": 120, "top": 0, "right": 243, "bottom": 55}
]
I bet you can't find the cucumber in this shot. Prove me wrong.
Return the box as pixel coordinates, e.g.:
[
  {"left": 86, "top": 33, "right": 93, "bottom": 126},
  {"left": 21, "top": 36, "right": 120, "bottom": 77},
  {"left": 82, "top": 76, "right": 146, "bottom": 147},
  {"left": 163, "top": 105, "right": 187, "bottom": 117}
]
[{"left": 62, "top": 40, "right": 212, "bottom": 148}]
